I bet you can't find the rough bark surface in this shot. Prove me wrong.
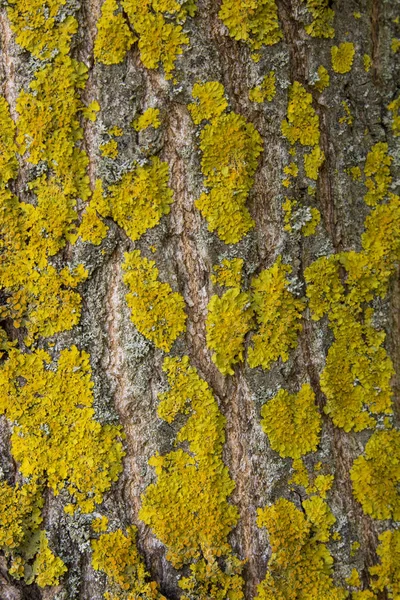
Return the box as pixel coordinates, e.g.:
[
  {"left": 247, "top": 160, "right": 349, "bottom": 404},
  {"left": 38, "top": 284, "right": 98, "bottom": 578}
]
[{"left": 0, "top": 1, "right": 399, "bottom": 599}]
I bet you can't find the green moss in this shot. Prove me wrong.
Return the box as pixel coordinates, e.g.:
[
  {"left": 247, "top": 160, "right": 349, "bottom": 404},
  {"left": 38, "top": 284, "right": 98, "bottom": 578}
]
[
  {"left": 304, "top": 0, "right": 335, "bottom": 38},
  {"left": 249, "top": 71, "right": 276, "bottom": 103},
  {"left": 350, "top": 429, "right": 400, "bottom": 520},
  {"left": 140, "top": 356, "right": 243, "bottom": 594},
  {"left": 133, "top": 107, "right": 161, "bottom": 131},
  {"left": 123, "top": 250, "right": 187, "bottom": 351},
  {"left": 0, "top": 346, "right": 125, "bottom": 514},
  {"left": 206, "top": 288, "right": 253, "bottom": 375},
  {"left": 248, "top": 257, "right": 304, "bottom": 371},
  {"left": 260, "top": 384, "right": 321, "bottom": 459},
  {"left": 94, "top": 0, "right": 136, "bottom": 65},
  {"left": 256, "top": 498, "right": 347, "bottom": 599},
  {"left": 218, "top": 0, "right": 282, "bottom": 52},
  {"left": 189, "top": 82, "right": 263, "bottom": 244},
  {"left": 370, "top": 530, "right": 400, "bottom": 598},
  {"left": 7, "top": 0, "right": 78, "bottom": 59},
  {"left": 92, "top": 526, "right": 165, "bottom": 599},
  {"left": 331, "top": 42, "right": 355, "bottom": 74}
]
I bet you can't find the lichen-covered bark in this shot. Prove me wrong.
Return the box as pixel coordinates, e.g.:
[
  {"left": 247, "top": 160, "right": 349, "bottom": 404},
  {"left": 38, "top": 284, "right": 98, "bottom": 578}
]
[{"left": 0, "top": 1, "right": 399, "bottom": 599}]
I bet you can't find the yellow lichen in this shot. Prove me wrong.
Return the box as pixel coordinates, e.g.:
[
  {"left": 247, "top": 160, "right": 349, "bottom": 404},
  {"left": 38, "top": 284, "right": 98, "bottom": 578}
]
[
  {"left": 0, "top": 482, "right": 43, "bottom": 552},
  {"left": 363, "top": 54, "right": 372, "bottom": 72},
  {"left": 0, "top": 96, "right": 18, "bottom": 188},
  {"left": 313, "top": 65, "right": 330, "bottom": 93},
  {"left": 189, "top": 82, "right": 263, "bottom": 244},
  {"left": 283, "top": 197, "right": 320, "bottom": 236},
  {"left": 248, "top": 257, "right": 304, "bottom": 370},
  {"left": 94, "top": 0, "right": 136, "bottom": 64},
  {"left": 349, "top": 166, "right": 362, "bottom": 181},
  {"left": 391, "top": 38, "right": 400, "bottom": 53},
  {"left": 304, "top": 145, "right": 325, "bottom": 179},
  {"left": 364, "top": 142, "right": 392, "bottom": 206},
  {"left": 7, "top": 0, "right": 78, "bottom": 59},
  {"left": 107, "top": 157, "right": 173, "bottom": 241},
  {"left": 388, "top": 95, "right": 400, "bottom": 136},
  {"left": 281, "top": 81, "right": 320, "bottom": 147},
  {"left": 218, "top": 0, "right": 282, "bottom": 52},
  {"left": 249, "top": 71, "right": 276, "bottom": 103},
  {"left": 346, "top": 569, "right": 362, "bottom": 588},
  {"left": 331, "top": 42, "right": 356, "bottom": 74},
  {"left": 206, "top": 288, "right": 253, "bottom": 375},
  {"left": 211, "top": 258, "right": 244, "bottom": 288},
  {"left": 121, "top": 0, "right": 191, "bottom": 78},
  {"left": 0, "top": 346, "right": 125, "bottom": 513},
  {"left": 260, "top": 384, "right": 321, "bottom": 459},
  {"left": 133, "top": 107, "right": 161, "bottom": 131},
  {"left": 30, "top": 532, "right": 67, "bottom": 588},
  {"left": 78, "top": 180, "right": 110, "bottom": 245},
  {"left": 122, "top": 250, "right": 187, "bottom": 351},
  {"left": 350, "top": 429, "right": 400, "bottom": 520},
  {"left": 370, "top": 530, "right": 400, "bottom": 598},
  {"left": 139, "top": 356, "right": 243, "bottom": 594},
  {"left": 100, "top": 139, "right": 119, "bottom": 158},
  {"left": 92, "top": 526, "right": 165, "bottom": 599},
  {"left": 339, "top": 100, "right": 353, "bottom": 126},
  {"left": 256, "top": 498, "right": 347, "bottom": 600},
  {"left": 304, "top": 0, "right": 335, "bottom": 39},
  {"left": 92, "top": 516, "right": 109, "bottom": 533}
]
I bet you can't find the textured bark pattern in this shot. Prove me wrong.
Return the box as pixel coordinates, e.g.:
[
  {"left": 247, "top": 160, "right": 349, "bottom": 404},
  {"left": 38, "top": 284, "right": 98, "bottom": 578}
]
[{"left": 0, "top": 1, "right": 399, "bottom": 599}]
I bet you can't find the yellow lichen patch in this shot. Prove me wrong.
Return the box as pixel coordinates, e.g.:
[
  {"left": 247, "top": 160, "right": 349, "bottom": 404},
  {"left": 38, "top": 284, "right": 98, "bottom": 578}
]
[
  {"left": 0, "top": 187, "right": 87, "bottom": 343},
  {"left": 350, "top": 429, "right": 400, "bottom": 520},
  {"left": 206, "top": 288, "right": 253, "bottom": 375},
  {"left": 139, "top": 356, "right": 243, "bottom": 594},
  {"left": 218, "top": 0, "right": 282, "bottom": 52},
  {"left": 179, "top": 554, "right": 244, "bottom": 600},
  {"left": 248, "top": 257, "right": 304, "bottom": 371},
  {"left": 313, "top": 65, "right": 330, "bottom": 93},
  {"left": 122, "top": 250, "right": 187, "bottom": 351},
  {"left": 189, "top": 82, "right": 263, "bottom": 244},
  {"left": 283, "top": 197, "right": 320, "bottom": 236},
  {"left": 94, "top": 0, "right": 136, "bottom": 65},
  {"left": 133, "top": 107, "right": 161, "bottom": 131},
  {"left": 0, "top": 96, "right": 18, "bottom": 188},
  {"left": 364, "top": 142, "right": 392, "bottom": 206},
  {"left": 349, "top": 166, "right": 362, "bottom": 181},
  {"left": 339, "top": 101, "right": 353, "bottom": 126},
  {"left": 363, "top": 54, "right": 372, "bottom": 72},
  {"left": 346, "top": 569, "right": 362, "bottom": 588},
  {"left": 0, "top": 346, "right": 125, "bottom": 513},
  {"left": 16, "top": 55, "right": 95, "bottom": 201},
  {"left": 92, "top": 516, "right": 109, "bottom": 533},
  {"left": 188, "top": 81, "right": 228, "bottom": 124},
  {"left": 370, "top": 530, "right": 400, "bottom": 598},
  {"left": 304, "top": 0, "right": 335, "bottom": 39},
  {"left": 92, "top": 526, "right": 165, "bottom": 599},
  {"left": 304, "top": 146, "right": 325, "bottom": 179},
  {"left": 7, "top": 0, "right": 78, "bottom": 59},
  {"left": 388, "top": 95, "right": 400, "bottom": 136},
  {"left": 121, "top": 0, "right": 191, "bottom": 78},
  {"left": 260, "top": 384, "right": 321, "bottom": 459},
  {"left": 281, "top": 81, "right": 320, "bottom": 147},
  {"left": 331, "top": 42, "right": 356, "bottom": 74},
  {"left": 249, "top": 71, "right": 276, "bottom": 103},
  {"left": 31, "top": 532, "right": 67, "bottom": 588},
  {"left": 211, "top": 258, "right": 244, "bottom": 288},
  {"left": 100, "top": 139, "right": 119, "bottom": 159},
  {"left": 78, "top": 180, "right": 110, "bottom": 245},
  {"left": 108, "top": 157, "right": 173, "bottom": 241},
  {"left": 256, "top": 498, "right": 347, "bottom": 600},
  {"left": 391, "top": 38, "right": 400, "bottom": 53},
  {"left": 0, "top": 482, "right": 43, "bottom": 551}
]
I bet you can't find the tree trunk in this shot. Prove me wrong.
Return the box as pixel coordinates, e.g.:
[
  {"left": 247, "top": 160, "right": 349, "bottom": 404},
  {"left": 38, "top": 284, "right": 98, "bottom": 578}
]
[{"left": 0, "top": 1, "right": 399, "bottom": 599}]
